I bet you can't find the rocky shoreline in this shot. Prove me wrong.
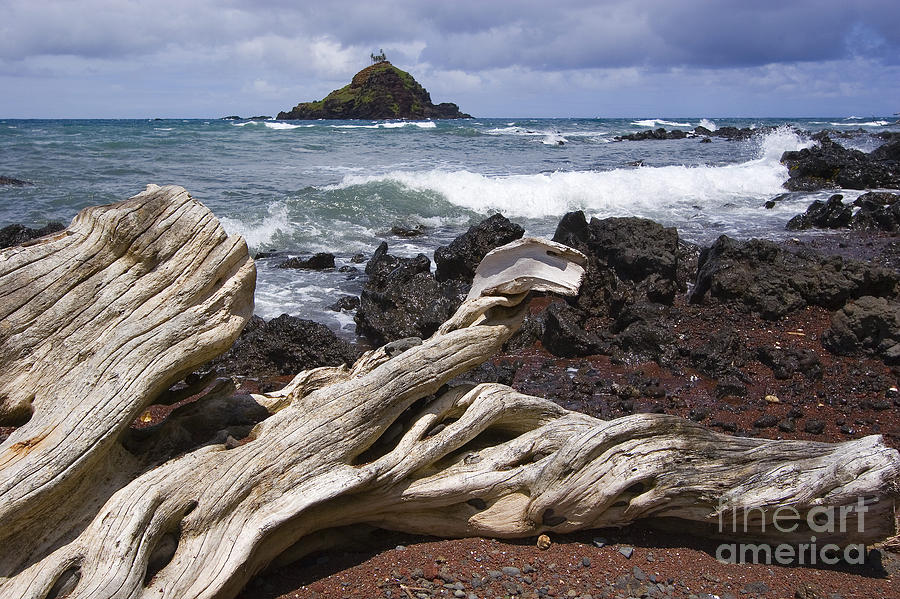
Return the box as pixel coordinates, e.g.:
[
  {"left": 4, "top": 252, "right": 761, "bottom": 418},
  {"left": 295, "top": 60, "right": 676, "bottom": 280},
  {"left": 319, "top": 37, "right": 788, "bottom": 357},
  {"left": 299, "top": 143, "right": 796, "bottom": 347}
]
[
  {"left": 2, "top": 131, "right": 899, "bottom": 599},
  {"left": 218, "top": 131, "right": 900, "bottom": 599}
]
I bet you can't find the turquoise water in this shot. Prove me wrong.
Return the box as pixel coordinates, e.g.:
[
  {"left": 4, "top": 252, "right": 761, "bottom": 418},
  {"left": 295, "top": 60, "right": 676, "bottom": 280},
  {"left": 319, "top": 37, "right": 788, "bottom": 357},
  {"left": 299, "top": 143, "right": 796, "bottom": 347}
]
[{"left": 2, "top": 116, "right": 897, "bottom": 333}]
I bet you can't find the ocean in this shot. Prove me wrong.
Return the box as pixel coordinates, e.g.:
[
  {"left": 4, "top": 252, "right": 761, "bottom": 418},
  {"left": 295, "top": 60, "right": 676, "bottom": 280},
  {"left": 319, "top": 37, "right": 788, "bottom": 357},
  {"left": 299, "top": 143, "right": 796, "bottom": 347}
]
[{"left": 1, "top": 116, "right": 897, "bottom": 336}]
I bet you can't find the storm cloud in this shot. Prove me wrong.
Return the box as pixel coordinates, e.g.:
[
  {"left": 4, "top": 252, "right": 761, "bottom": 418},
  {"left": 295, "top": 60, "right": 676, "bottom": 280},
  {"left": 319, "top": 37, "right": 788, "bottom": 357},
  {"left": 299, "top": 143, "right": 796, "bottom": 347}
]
[{"left": 1, "top": 0, "right": 898, "bottom": 117}]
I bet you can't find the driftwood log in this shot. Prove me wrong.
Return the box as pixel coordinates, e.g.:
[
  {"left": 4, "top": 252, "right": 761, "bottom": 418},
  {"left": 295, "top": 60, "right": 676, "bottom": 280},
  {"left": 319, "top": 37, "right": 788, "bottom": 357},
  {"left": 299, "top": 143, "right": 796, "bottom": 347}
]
[{"left": 0, "top": 185, "right": 898, "bottom": 599}]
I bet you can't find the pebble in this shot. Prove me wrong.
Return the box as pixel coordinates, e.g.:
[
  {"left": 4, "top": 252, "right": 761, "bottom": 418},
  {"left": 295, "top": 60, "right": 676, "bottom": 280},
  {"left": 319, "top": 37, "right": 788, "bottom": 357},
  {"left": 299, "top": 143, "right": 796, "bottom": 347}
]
[
  {"left": 633, "top": 566, "right": 646, "bottom": 581},
  {"left": 537, "top": 534, "right": 552, "bottom": 550},
  {"left": 742, "top": 581, "right": 770, "bottom": 594},
  {"left": 764, "top": 394, "right": 780, "bottom": 403},
  {"left": 582, "top": 556, "right": 591, "bottom": 567},
  {"left": 804, "top": 419, "right": 825, "bottom": 435},
  {"left": 592, "top": 537, "right": 607, "bottom": 548},
  {"left": 619, "top": 546, "right": 634, "bottom": 559},
  {"left": 502, "top": 566, "right": 522, "bottom": 577}
]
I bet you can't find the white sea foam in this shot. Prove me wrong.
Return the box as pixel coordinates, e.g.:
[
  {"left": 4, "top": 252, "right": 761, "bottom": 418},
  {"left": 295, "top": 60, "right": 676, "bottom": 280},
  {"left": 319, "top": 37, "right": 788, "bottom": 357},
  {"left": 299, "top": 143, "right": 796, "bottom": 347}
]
[
  {"left": 699, "top": 119, "right": 718, "bottom": 131},
  {"left": 829, "top": 120, "right": 888, "bottom": 127},
  {"left": 326, "top": 127, "right": 812, "bottom": 222},
  {"left": 265, "top": 122, "right": 306, "bottom": 130},
  {"left": 542, "top": 133, "right": 568, "bottom": 145},
  {"left": 632, "top": 119, "right": 692, "bottom": 128},
  {"left": 219, "top": 201, "right": 292, "bottom": 249},
  {"left": 331, "top": 121, "right": 436, "bottom": 130},
  {"left": 485, "top": 126, "right": 602, "bottom": 142}
]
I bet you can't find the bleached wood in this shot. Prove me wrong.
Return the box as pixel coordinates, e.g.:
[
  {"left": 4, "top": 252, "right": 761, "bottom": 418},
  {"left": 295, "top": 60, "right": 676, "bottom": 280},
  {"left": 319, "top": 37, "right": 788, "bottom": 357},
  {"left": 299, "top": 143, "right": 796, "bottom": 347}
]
[{"left": 0, "top": 190, "right": 897, "bottom": 599}]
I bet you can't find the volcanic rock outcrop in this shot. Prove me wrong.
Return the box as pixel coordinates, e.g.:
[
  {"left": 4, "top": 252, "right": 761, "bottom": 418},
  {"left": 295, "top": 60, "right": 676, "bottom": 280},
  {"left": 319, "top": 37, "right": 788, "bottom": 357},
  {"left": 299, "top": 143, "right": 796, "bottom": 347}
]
[{"left": 277, "top": 61, "right": 471, "bottom": 120}]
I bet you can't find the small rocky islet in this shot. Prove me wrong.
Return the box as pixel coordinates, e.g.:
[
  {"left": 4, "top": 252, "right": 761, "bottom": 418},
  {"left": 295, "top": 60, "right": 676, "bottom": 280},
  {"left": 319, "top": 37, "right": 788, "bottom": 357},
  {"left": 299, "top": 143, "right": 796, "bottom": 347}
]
[{"left": 276, "top": 60, "right": 471, "bottom": 120}]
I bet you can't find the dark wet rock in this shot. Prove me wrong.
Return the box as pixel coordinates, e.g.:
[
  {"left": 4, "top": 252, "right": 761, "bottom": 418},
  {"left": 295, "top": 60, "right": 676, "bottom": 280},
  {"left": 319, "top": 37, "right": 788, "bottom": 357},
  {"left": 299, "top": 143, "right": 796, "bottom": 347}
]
[
  {"left": 690, "top": 332, "right": 748, "bottom": 377},
  {"left": 277, "top": 61, "right": 471, "bottom": 120},
  {"left": 355, "top": 242, "right": 469, "bottom": 344},
  {"left": 328, "top": 295, "right": 360, "bottom": 312},
  {"left": 211, "top": 314, "right": 358, "bottom": 377},
  {"left": 351, "top": 253, "right": 367, "bottom": 263},
  {"left": 0, "top": 176, "right": 32, "bottom": 186},
  {"left": 711, "top": 420, "right": 738, "bottom": 433},
  {"left": 434, "top": 214, "right": 524, "bottom": 282},
  {"left": 503, "top": 314, "right": 544, "bottom": 352},
  {"left": 851, "top": 191, "right": 900, "bottom": 231},
  {"left": 688, "top": 407, "right": 710, "bottom": 422},
  {"left": 552, "top": 211, "right": 683, "bottom": 314},
  {"left": 823, "top": 296, "right": 900, "bottom": 364},
  {"left": 690, "top": 235, "right": 899, "bottom": 319},
  {"left": 781, "top": 135, "right": 900, "bottom": 191},
  {"left": 804, "top": 418, "right": 826, "bottom": 435},
  {"left": 0, "top": 221, "right": 65, "bottom": 249},
  {"left": 786, "top": 194, "right": 852, "bottom": 230},
  {"left": 778, "top": 418, "right": 797, "bottom": 433},
  {"left": 711, "top": 126, "right": 767, "bottom": 140},
  {"left": 460, "top": 361, "right": 520, "bottom": 387},
  {"left": 615, "top": 128, "right": 691, "bottom": 141},
  {"left": 124, "top": 391, "right": 270, "bottom": 462},
  {"left": 756, "top": 347, "right": 823, "bottom": 380},
  {"left": 276, "top": 252, "right": 335, "bottom": 270},
  {"left": 610, "top": 303, "right": 677, "bottom": 366},
  {"left": 390, "top": 224, "right": 426, "bottom": 238},
  {"left": 540, "top": 302, "right": 606, "bottom": 357},
  {"left": 715, "top": 374, "right": 747, "bottom": 397},
  {"left": 871, "top": 138, "right": 900, "bottom": 161},
  {"left": 754, "top": 413, "right": 779, "bottom": 428}
]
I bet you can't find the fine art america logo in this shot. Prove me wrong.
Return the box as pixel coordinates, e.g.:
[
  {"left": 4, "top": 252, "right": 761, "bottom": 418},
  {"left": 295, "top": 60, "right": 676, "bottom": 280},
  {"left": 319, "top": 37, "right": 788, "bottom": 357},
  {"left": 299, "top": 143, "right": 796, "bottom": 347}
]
[{"left": 715, "top": 497, "right": 871, "bottom": 565}]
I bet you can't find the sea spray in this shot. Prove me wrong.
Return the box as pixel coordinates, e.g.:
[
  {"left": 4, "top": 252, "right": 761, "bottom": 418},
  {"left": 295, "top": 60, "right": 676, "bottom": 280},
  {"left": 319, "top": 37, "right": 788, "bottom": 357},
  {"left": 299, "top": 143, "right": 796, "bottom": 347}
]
[{"left": 325, "top": 127, "right": 816, "bottom": 226}]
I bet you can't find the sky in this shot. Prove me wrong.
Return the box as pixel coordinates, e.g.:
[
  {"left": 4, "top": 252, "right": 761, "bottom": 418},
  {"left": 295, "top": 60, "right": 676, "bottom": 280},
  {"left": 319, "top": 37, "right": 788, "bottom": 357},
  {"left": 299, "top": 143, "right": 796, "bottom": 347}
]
[{"left": 1, "top": 0, "right": 898, "bottom": 119}]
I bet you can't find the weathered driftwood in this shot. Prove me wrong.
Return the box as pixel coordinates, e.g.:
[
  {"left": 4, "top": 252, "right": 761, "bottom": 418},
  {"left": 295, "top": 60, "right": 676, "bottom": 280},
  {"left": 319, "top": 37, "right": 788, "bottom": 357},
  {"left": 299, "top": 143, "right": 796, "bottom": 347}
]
[{"left": 0, "top": 186, "right": 898, "bottom": 599}]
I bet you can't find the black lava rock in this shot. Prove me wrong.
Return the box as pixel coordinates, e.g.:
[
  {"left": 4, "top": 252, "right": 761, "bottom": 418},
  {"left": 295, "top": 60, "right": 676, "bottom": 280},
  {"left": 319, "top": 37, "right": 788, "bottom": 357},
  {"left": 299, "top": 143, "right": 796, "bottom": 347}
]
[
  {"left": 781, "top": 135, "right": 900, "bottom": 191},
  {"left": 390, "top": 224, "right": 426, "bottom": 238},
  {"left": 211, "top": 314, "right": 358, "bottom": 377},
  {"left": 355, "top": 242, "right": 468, "bottom": 345},
  {"left": 756, "top": 347, "right": 823, "bottom": 380},
  {"left": 823, "top": 296, "right": 900, "bottom": 364},
  {"left": 0, "top": 176, "right": 33, "bottom": 186},
  {"left": 277, "top": 252, "right": 336, "bottom": 270},
  {"left": 851, "top": 192, "right": 900, "bottom": 231},
  {"left": 690, "top": 235, "right": 899, "bottom": 319},
  {"left": 328, "top": 295, "right": 360, "bottom": 312},
  {"left": 434, "top": 214, "right": 524, "bottom": 283},
  {"left": 552, "top": 211, "right": 683, "bottom": 315},
  {"left": 540, "top": 302, "right": 606, "bottom": 357},
  {"left": 804, "top": 419, "right": 826, "bottom": 435},
  {"left": 0, "top": 222, "right": 66, "bottom": 249},
  {"left": 786, "top": 194, "right": 852, "bottom": 230}
]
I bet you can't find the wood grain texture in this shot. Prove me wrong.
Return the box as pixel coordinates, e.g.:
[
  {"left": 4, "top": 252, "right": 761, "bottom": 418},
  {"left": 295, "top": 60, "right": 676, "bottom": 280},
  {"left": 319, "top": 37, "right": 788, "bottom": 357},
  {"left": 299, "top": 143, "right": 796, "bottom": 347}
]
[{"left": 0, "top": 190, "right": 897, "bottom": 599}]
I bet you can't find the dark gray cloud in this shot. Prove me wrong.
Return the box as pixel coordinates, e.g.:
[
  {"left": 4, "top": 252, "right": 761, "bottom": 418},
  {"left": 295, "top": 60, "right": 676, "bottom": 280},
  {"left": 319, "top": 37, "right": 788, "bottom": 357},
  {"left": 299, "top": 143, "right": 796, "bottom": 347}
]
[{"left": 1, "top": 0, "right": 897, "bottom": 117}]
